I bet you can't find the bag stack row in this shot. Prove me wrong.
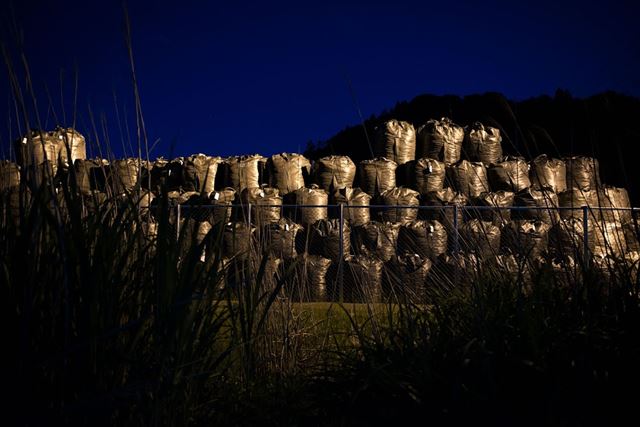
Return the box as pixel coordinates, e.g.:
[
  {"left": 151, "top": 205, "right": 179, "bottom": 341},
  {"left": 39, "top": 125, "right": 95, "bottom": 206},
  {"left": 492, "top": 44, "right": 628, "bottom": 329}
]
[{"left": 3, "top": 120, "right": 639, "bottom": 303}]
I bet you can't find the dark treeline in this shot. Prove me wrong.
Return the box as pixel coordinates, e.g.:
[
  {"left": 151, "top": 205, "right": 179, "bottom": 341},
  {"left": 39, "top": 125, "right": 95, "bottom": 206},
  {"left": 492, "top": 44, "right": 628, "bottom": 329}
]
[{"left": 305, "top": 90, "right": 640, "bottom": 203}]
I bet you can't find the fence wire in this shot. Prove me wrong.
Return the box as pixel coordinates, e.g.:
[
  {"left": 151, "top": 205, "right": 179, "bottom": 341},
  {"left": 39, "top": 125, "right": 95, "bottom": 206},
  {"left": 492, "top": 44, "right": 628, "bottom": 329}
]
[{"left": 150, "top": 203, "right": 640, "bottom": 303}]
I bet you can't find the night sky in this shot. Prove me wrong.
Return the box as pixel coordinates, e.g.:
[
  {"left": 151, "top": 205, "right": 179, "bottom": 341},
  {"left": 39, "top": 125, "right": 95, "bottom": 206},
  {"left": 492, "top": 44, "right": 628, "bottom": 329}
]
[{"left": 2, "top": 0, "right": 639, "bottom": 159}]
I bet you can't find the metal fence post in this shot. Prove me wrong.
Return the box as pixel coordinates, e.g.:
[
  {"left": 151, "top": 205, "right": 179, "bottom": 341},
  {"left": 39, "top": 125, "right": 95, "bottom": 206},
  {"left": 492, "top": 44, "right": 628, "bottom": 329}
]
[
  {"left": 634, "top": 208, "right": 639, "bottom": 243},
  {"left": 339, "top": 203, "right": 344, "bottom": 303},
  {"left": 453, "top": 205, "right": 459, "bottom": 253},
  {"left": 176, "top": 204, "right": 181, "bottom": 241},
  {"left": 582, "top": 206, "right": 589, "bottom": 268}
]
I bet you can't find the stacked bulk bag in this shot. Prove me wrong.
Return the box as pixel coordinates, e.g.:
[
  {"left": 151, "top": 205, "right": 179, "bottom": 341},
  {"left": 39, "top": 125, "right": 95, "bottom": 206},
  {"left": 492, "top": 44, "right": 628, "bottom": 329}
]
[
  {"left": 224, "top": 256, "right": 255, "bottom": 288},
  {"left": 55, "top": 127, "right": 86, "bottom": 167},
  {"left": 356, "top": 221, "right": 401, "bottom": 262},
  {"left": 558, "top": 188, "right": 598, "bottom": 220},
  {"left": 623, "top": 223, "right": 640, "bottom": 253},
  {"left": 359, "top": 158, "right": 397, "bottom": 197},
  {"left": 1, "top": 185, "right": 23, "bottom": 229},
  {"left": 209, "top": 187, "right": 236, "bottom": 224},
  {"left": 74, "top": 159, "right": 109, "bottom": 195},
  {"left": 564, "top": 156, "right": 600, "bottom": 191},
  {"left": 620, "top": 251, "right": 640, "bottom": 283},
  {"left": 189, "top": 154, "right": 222, "bottom": 194},
  {"left": 179, "top": 218, "right": 212, "bottom": 254},
  {"left": 593, "top": 253, "right": 640, "bottom": 287},
  {"left": 134, "top": 190, "right": 155, "bottom": 210},
  {"left": 550, "top": 217, "right": 595, "bottom": 258},
  {"left": 259, "top": 257, "right": 284, "bottom": 290},
  {"left": 489, "top": 253, "right": 532, "bottom": 285},
  {"left": 311, "top": 219, "right": 350, "bottom": 261},
  {"left": 140, "top": 221, "right": 159, "bottom": 244},
  {"left": 143, "top": 158, "right": 169, "bottom": 191},
  {"left": 380, "top": 187, "right": 420, "bottom": 222},
  {"left": 547, "top": 255, "right": 583, "bottom": 289},
  {"left": 128, "top": 219, "right": 155, "bottom": 257},
  {"left": 145, "top": 157, "right": 192, "bottom": 192},
  {"left": 1, "top": 186, "right": 29, "bottom": 228},
  {"left": 314, "top": 156, "right": 356, "bottom": 192},
  {"left": 590, "top": 254, "right": 618, "bottom": 284},
  {"left": 459, "top": 219, "right": 501, "bottom": 257},
  {"left": 227, "top": 154, "right": 265, "bottom": 192},
  {"left": 295, "top": 185, "right": 329, "bottom": 225},
  {"left": 488, "top": 156, "right": 531, "bottom": 192},
  {"left": 331, "top": 187, "right": 371, "bottom": 227},
  {"left": 530, "top": 155, "right": 567, "bottom": 193},
  {"left": 473, "top": 191, "right": 514, "bottom": 225},
  {"left": 306, "top": 255, "right": 333, "bottom": 301},
  {"left": 175, "top": 191, "right": 200, "bottom": 205},
  {"left": 374, "top": 119, "right": 416, "bottom": 165},
  {"left": 32, "top": 160, "right": 59, "bottom": 187},
  {"left": 422, "top": 188, "right": 467, "bottom": 230},
  {"left": 262, "top": 218, "right": 301, "bottom": 260},
  {"left": 0, "top": 161, "right": 20, "bottom": 191},
  {"left": 414, "top": 158, "right": 446, "bottom": 194},
  {"left": 594, "top": 186, "right": 632, "bottom": 223},
  {"left": 502, "top": 220, "right": 551, "bottom": 258},
  {"left": 290, "top": 254, "right": 332, "bottom": 302},
  {"left": 397, "top": 220, "right": 447, "bottom": 260},
  {"left": 269, "top": 153, "right": 311, "bottom": 195},
  {"left": 14, "top": 127, "right": 84, "bottom": 184},
  {"left": 16, "top": 130, "right": 55, "bottom": 167},
  {"left": 343, "top": 256, "right": 384, "bottom": 302},
  {"left": 138, "top": 159, "right": 153, "bottom": 188},
  {"left": 50, "top": 188, "right": 70, "bottom": 219},
  {"left": 431, "top": 253, "right": 480, "bottom": 289},
  {"left": 82, "top": 190, "right": 108, "bottom": 215},
  {"left": 222, "top": 222, "right": 255, "bottom": 259},
  {"left": 463, "top": 122, "right": 503, "bottom": 165},
  {"left": 241, "top": 186, "right": 282, "bottom": 224},
  {"left": 163, "top": 157, "right": 198, "bottom": 191},
  {"left": 148, "top": 157, "right": 170, "bottom": 193},
  {"left": 415, "top": 117, "right": 464, "bottom": 164},
  {"left": 179, "top": 192, "right": 212, "bottom": 220},
  {"left": 591, "top": 221, "right": 627, "bottom": 258},
  {"left": 183, "top": 159, "right": 202, "bottom": 192},
  {"left": 513, "top": 188, "right": 560, "bottom": 224},
  {"left": 447, "top": 160, "right": 489, "bottom": 198},
  {"left": 383, "top": 253, "right": 431, "bottom": 302},
  {"left": 110, "top": 158, "right": 140, "bottom": 194},
  {"left": 16, "top": 130, "right": 60, "bottom": 177},
  {"left": 183, "top": 158, "right": 201, "bottom": 192},
  {"left": 156, "top": 192, "right": 179, "bottom": 209}
]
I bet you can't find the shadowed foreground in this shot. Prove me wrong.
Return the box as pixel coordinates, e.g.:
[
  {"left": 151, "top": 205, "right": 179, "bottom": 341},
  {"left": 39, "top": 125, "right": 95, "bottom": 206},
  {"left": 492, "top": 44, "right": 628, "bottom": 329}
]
[{"left": 3, "top": 182, "right": 640, "bottom": 426}]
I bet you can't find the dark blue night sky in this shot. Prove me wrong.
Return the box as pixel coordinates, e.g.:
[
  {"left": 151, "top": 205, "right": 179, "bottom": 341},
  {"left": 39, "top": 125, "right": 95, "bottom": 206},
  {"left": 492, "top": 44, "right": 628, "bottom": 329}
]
[{"left": 2, "top": 0, "right": 639, "bottom": 159}]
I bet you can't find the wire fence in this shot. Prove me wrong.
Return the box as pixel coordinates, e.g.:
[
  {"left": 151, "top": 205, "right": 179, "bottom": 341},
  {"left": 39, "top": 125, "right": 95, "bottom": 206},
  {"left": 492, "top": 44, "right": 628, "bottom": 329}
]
[{"left": 163, "top": 203, "right": 640, "bottom": 302}]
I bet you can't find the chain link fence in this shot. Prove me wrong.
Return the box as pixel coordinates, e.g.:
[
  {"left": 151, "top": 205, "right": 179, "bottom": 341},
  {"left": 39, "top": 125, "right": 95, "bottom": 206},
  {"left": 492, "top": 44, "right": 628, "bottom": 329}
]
[{"left": 151, "top": 203, "right": 640, "bottom": 303}]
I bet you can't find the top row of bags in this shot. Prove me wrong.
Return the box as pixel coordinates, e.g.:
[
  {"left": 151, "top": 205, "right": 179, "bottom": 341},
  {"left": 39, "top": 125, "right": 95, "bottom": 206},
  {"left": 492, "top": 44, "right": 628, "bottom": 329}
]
[
  {"left": 60, "top": 151, "right": 596, "bottom": 199},
  {"left": 375, "top": 117, "right": 500, "bottom": 166},
  {"left": 6, "top": 119, "right": 601, "bottom": 197}
]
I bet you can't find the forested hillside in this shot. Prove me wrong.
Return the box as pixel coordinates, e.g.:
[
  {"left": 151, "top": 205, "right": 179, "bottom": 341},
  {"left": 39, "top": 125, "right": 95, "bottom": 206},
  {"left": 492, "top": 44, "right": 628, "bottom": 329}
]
[{"left": 306, "top": 91, "right": 640, "bottom": 202}]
